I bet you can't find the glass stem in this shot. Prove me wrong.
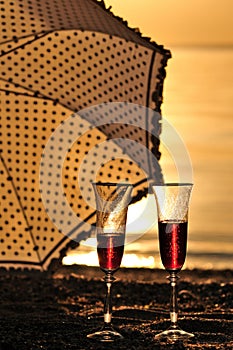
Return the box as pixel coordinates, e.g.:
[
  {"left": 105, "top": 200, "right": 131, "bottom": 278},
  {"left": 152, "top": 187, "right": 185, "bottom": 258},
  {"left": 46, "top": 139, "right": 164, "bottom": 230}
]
[
  {"left": 168, "top": 271, "right": 179, "bottom": 328},
  {"left": 103, "top": 272, "right": 115, "bottom": 327}
]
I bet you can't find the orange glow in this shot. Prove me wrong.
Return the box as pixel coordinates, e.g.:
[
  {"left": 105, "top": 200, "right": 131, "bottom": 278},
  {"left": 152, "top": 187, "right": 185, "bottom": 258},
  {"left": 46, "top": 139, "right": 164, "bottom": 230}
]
[
  {"left": 63, "top": 250, "right": 158, "bottom": 269},
  {"left": 126, "top": 195, "right": 157, "bottom": 234},
  {"left": 105, "top": 0, "right": 233, "bottom": 47}
]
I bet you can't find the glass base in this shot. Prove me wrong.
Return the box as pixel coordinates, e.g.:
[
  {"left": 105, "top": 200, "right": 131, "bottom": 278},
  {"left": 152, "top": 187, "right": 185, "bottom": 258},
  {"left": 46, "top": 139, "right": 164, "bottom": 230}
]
[
  {"left": 155, "top": 325, "right": 194, "bottom": 343},
  {"left": 87, "top": 325, "right": 123, "bottom": 342}
]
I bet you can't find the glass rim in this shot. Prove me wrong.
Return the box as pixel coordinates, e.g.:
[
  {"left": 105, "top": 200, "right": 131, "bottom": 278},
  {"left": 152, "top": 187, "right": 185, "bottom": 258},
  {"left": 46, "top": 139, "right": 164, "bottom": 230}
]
[
  {"left": 152, "top": 182, "right": 193, "bottom": 187},
  {"left": 92, "top": 181, "right": 133, "bottom": 187}
]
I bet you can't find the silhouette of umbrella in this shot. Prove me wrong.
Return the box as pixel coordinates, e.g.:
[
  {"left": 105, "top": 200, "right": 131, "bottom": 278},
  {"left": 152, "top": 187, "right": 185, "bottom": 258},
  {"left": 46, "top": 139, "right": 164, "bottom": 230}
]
[{"left": 0, "top": 0, "right": 171, "bottom": 270}]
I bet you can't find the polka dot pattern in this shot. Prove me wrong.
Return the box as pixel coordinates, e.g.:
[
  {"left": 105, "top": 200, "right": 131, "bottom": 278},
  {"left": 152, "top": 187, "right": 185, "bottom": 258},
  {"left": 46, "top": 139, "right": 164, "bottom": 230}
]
[
  {"left": 0, "top": 0, "right": 171, "bottom": 269},
  {"left": 0, "top": 0, "right": 164, "bottom": 50},
  {"left": 1, "top": 30, "right": 163, "bottom": 110},
  {"left": 0, "top": 84, "right": 72, "bottom": 268}
]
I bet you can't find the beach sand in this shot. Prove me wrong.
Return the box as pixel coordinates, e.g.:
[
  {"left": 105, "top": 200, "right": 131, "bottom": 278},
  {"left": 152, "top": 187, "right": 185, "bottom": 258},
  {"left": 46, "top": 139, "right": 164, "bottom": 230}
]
[{"left": 0, "top": 266, "right": 232, "bottom": 349}]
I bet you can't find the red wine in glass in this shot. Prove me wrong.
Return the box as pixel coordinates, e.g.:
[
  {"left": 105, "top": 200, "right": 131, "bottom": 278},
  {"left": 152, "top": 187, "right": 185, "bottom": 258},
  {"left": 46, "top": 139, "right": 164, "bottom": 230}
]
[
  {"left": 152, "top": 183, "right": 194, "bottom": 341},
  {"left": 97, "top": 234, "right": 125, "bottom": 272},
  {"left": 87, "top": 182, "right": 133, "bottom": 342},
  {"left": 158, "top": 221, "right": 187, "bottom": 271}
]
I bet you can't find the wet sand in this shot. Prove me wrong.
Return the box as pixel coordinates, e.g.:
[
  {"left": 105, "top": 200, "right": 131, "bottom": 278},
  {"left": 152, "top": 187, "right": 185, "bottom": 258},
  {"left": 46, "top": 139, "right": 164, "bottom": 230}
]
[{"left": 0, "top": 266, "right": 232, "bottom": 349}]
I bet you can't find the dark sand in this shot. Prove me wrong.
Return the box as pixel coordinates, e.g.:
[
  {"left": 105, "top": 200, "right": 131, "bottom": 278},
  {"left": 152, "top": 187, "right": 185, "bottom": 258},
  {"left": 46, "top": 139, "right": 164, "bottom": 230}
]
[{"left": 0, "top": 266, "right": 232, "bottom": 349}]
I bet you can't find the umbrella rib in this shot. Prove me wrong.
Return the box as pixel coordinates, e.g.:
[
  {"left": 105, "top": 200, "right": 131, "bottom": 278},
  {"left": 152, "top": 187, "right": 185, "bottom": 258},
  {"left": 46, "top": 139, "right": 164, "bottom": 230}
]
[
  {"left": 40, "top": 212, "right": 96, "bottom": 267},
  {"left": 0, "top": 86, "right": 54, "bottom": 101},
  {"left": 0, "top": 77, "right": 74, "bottom": 112},
  {"left": 0, "top": 31, "right": 50, "bottom": 45},
  {"left": 0, "top": 154, "right": 43, "bottom": 268},
  {"left": 0, "top": 31, "right": 54, "bottom": 56}
]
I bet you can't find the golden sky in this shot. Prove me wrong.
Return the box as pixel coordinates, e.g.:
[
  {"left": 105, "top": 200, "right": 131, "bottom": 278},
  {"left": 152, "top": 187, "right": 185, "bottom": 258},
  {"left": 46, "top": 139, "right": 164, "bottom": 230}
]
[{"left": 105, "top": 0, "right": 233, "bottom": 47}]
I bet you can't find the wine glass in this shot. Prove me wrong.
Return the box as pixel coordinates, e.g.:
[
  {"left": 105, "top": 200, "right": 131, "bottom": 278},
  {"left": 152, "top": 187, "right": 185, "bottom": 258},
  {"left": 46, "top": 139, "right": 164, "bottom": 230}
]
[
  {"left": 87, "top": 182, "right": 133, "bottom": 342},
  {"left": 152, "top": 183, "right": 194, "bottom": 342}
]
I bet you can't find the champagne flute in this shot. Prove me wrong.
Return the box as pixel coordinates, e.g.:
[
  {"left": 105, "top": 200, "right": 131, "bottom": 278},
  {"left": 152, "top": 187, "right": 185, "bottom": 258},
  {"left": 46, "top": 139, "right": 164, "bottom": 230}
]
[
  {"left": 87, "top": 182, "right": 133, "bottom": 342},
  {"left": 152, "top": 183, "right": 194, "bottom": 342}
]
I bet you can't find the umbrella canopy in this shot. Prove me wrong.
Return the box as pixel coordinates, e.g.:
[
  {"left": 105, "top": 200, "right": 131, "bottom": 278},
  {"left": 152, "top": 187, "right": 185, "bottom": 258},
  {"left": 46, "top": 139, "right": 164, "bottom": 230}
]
[{"left": 0, "top": 0, "right": 171, "bottom": 270}]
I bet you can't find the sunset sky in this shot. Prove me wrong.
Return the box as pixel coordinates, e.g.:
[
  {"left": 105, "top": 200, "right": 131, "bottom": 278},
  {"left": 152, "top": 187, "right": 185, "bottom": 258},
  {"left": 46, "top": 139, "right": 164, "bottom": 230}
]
[{"left": 105, "top": 0, "right": 233, "bottom": 47}]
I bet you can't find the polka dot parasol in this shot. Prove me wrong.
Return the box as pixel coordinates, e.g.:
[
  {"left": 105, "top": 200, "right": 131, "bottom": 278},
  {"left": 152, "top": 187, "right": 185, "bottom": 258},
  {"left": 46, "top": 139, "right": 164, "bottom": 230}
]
[{"left": 0, "top": 0, "right": 171, "bottom": 270}]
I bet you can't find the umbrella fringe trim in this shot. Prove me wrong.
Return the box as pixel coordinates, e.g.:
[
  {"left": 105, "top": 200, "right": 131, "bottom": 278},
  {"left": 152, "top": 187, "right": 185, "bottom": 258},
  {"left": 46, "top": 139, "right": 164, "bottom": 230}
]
[{"left": 95, "top": 0, "right": 171, "bottom": 56}]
